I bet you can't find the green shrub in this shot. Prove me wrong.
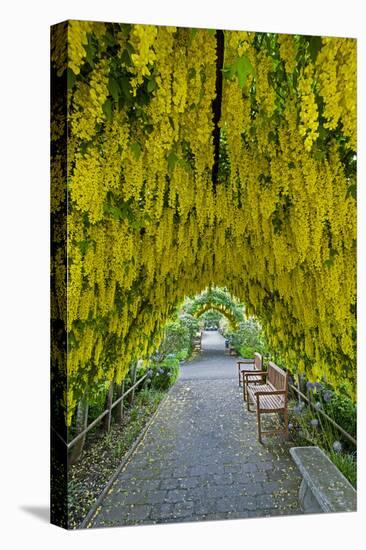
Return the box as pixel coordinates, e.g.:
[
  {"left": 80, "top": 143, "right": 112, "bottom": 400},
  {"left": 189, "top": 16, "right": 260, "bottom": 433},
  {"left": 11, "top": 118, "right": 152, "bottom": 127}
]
[
  {"left": 176, "top": 348, "right": 189, "bottom": 361},
  {"left": 152, "top": 314, "right": 199, "bottom": 363},
  {"left": 323, "top": 386, "right": 356, "bottom": 439},
  {"left": 148, "top": 355, "right": 180, "bottom": 391},
  {"left": 225, "top": 318, "right": 268, "bottom": 357}
]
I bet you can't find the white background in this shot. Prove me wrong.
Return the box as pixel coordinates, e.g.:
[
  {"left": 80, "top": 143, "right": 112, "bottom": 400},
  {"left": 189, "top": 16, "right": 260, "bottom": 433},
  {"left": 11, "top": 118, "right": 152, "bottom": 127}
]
[{"left": 0, "top": 1, "right": 364, "bottom": 549}]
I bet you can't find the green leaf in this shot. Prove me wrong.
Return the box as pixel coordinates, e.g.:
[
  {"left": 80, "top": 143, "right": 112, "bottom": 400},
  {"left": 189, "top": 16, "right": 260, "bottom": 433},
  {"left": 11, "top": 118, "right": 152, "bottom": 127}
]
[
  {"left": 67, "top": 68, "right": 76, "bottom": 91},
  {"left": 119, "top": 24, "right": 131, "bottom": 38},
  {"left": 80, "top": 141, "right": 90, "bottom": 156},
  {"left": 236, "top": 55, "right": 255, "bottom": 89},
  {"left": 103, "top": 99, "right": 113, "bottom": 122},
  {"left": 308, "top": 36, "right": 323, "bottom": 63},
  {"left": 144, "top": 124, "right": 154, "bottom": 134},
  {"left": 222, "top": 64, "right": 236, "bottom": 80},
  {"left": 207, "top": 29, "right": 216, "bottom": 36},
  {"left": 119, "top": 76, "right": 131, "bottom": 99},
  {"left": 108, "top": 77, "right": 120, "bottom": 102},
  {"left": 104, "top": 31, "right": 115, "bottom": 47},
  {"left": 130, "top": 142, "right": 142, "bottom": 160},
  {"left": 77, "top": 240, "right": 89, "bottom": 255},
  {"left": 167, "top": 151, "right": 178, "bottom": 172},
  {"left": 147, "top": 78, "right": 156, "bottom": 93},
  {"left": 85, "top": 38, "right": 96, "bottom": 68},
  {"left": 249, "top": 125, "right": 256, "bottom": 137},
  {"left": 110, "top": 206, "right": 123, "bottom": 219},
  {"left": 314, "top": 149, "right": 326, "bottom": 161},
  {"left": 121, "top": 48, "right": 131, "bottom": 65},
  {"left": 347, "top": 183, "right": 357, "bottom": 199}
]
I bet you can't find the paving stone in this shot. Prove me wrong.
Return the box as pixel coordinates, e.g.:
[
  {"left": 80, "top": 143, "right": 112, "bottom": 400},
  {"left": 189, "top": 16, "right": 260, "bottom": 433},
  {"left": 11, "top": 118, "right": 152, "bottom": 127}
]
[
  {"left": 148, "top": 490, "right": 168, "bottom": 504},
  {"left": 128, "top": 504, "right": 151, "bottom": 521},
  {"left": 242, "top": 463, "right": 258, "bottom": 473},
  {"left": 89, "top": 331, "right": 302, "bottom": 528},
  {"left": 250, "top": 471, "right": 267, "bottom": 483},
  {"left": 241, "top": 482, "right": 263, "bottom": 497},
  {"left": 165, "top": 489, "right": 188, "bottom": 503},
  {"left": 160, "top": 478, "right": 180, "bottom": 490},
  {"left": 149, "top": 503, "right": 174, "bottom": 520},
  {"left": 256, "top": 494, "right": 278, "bottom": 510},
  {"left": 124, "top": 491, "right": 148, "bottom": 505},
  {"left": 179, "top": 477, "right": 199, "bottom": 489},
  {"left": 172, "top": 501, "right": 195, "bottom": 518}
]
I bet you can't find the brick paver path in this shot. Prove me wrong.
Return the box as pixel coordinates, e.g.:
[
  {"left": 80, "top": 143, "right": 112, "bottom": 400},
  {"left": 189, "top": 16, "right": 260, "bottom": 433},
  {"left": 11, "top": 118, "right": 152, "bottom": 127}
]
[{"left": 89, "top": 331, "right": 302, "bottom": 527}]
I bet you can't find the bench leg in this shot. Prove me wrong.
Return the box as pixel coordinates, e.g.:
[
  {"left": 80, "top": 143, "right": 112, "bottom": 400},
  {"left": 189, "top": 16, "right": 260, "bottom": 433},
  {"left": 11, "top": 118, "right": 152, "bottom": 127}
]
[
  {"left": 238, "top": 364, "right": 241, "bottom": 386},
  {"left": 257, "top": 409, "right": 263, "bottom": 444}
]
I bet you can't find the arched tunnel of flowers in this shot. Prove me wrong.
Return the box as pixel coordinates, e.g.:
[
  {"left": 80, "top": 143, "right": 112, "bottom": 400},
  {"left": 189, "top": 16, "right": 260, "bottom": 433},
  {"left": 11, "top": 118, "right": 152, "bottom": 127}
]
[
  {"left": 185, "top": 287, "right": 245, "bottom": 329},
  {"left": 51, "top": 21, "right": 356, "bottom": 427}
]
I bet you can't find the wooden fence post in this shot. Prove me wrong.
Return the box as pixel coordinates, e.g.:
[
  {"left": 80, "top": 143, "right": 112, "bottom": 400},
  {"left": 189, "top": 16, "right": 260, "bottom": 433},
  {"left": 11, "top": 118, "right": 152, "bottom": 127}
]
[
  {"left": 115, "top": 380, "right": 125, "bottom": 423},
  {"left": 68, "top": 395, "right": 89, "bottom": 465},
  {"left": 103, "top": 381, "right": 114, "bottom": 433},
  {"left": 129, "top": 364, "right": 138, "bottom": 406}
]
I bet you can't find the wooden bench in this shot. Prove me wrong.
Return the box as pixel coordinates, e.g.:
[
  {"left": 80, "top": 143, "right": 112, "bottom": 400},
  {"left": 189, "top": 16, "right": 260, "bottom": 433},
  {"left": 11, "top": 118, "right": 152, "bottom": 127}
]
[
  {"left": 192, "top": 331, "right": 202, "bottom": 352},
  {"left": 237, "top": 352, "right": 263, "bottom": 387},
  {"left": 193, "top": 339, "right": 201, "bottom": 352},
  {"left": 290, "top": 446, "right": 357, "bottom": 513},
  {"left": 244, "top": 361, "right": 289, "bottom": 443}
]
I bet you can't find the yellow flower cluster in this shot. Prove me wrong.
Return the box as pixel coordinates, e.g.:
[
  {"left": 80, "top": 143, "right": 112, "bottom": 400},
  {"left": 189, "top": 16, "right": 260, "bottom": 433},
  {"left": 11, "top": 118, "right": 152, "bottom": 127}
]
[
  {"left": 51, "top": 23, "right": 356, "bottom": 424},
  {"left": 317, "top": 37, "right": 356, "bottom": 150},
  {"left": 298, "top": 64, "right": 319, "bottom": 151},
  {"left": 70, "top": 58, "right": 109, "bottom": 142},
  {"left": 129, "top": 24, "right": 158, "bottom": 94},
  {"left": 278, "top": 34, "right": 297, "bottom": 76},
  {"left": 68, "top": 20, "right": 92, "bottom": 75}
]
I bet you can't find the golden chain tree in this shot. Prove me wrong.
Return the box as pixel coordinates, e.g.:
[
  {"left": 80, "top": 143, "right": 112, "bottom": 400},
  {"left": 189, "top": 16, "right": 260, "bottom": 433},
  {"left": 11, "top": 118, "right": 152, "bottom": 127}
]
[{"left": 51, "top": 22, "right": 356, "bottom": 425}]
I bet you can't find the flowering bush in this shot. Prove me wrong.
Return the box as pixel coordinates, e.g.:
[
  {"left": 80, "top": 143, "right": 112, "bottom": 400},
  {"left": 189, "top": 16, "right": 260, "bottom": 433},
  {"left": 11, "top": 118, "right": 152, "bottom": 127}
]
[
  {"left": 147, "top": 355, "right": 180, "bottom": 391},
  {"left": 224, "top": 318, "right": 268, "bottom": 358},
  {"left": 288, "top": 380, "right": 357, "bottom": 486}
]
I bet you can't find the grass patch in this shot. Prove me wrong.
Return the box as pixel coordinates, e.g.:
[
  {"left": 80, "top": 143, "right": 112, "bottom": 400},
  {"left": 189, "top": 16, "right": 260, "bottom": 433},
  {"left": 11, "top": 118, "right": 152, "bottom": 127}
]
[{"left": 328, "top": 450, "right": 357, "bottom": 488}]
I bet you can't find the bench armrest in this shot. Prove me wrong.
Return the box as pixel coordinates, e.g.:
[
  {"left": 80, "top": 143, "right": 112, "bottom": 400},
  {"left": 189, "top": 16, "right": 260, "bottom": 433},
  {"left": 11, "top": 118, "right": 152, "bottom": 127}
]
[
  {"left": 237, "top": 360, "right": 254, "bottom": 365},
  {"left": 243, "top": 370, "right": 267, "bottom": 377},
  {"left": 255, "top": 390, "right": 286, "bottom": 396}
]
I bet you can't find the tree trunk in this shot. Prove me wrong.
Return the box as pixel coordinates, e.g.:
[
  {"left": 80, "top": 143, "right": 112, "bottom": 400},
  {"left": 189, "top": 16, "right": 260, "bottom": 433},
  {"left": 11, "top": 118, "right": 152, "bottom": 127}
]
[
  {"left": 68, "top": 396, "right": 89, "bottom": 466},
  {"left": 115, "top": 381, "right": 125, "bottom": 423},
  {"left": 103, "top": 381, "right": 114, "bottom": 433}
]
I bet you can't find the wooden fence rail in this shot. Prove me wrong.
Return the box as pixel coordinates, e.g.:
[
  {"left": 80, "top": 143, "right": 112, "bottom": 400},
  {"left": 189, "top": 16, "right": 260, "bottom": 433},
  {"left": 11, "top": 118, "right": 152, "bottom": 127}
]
[
  {"left": 66, "top": 373, "right": 148, "bottom": 450},
  {"left": 289, "top": 384, "right": 357, "bottom": 447}
]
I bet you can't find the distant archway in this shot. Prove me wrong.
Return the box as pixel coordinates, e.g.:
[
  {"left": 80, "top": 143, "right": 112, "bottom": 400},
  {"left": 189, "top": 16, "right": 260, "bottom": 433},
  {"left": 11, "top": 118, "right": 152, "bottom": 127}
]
[{"left": 185, "top": 288, "right": 244, "bottom": 330}]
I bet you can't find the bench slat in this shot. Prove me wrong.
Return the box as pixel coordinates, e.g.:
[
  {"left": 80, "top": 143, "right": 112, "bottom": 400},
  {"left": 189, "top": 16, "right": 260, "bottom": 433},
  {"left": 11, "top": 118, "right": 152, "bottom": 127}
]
[{"left": 247, "top": 385, "right": 285, "bottom": 410}]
